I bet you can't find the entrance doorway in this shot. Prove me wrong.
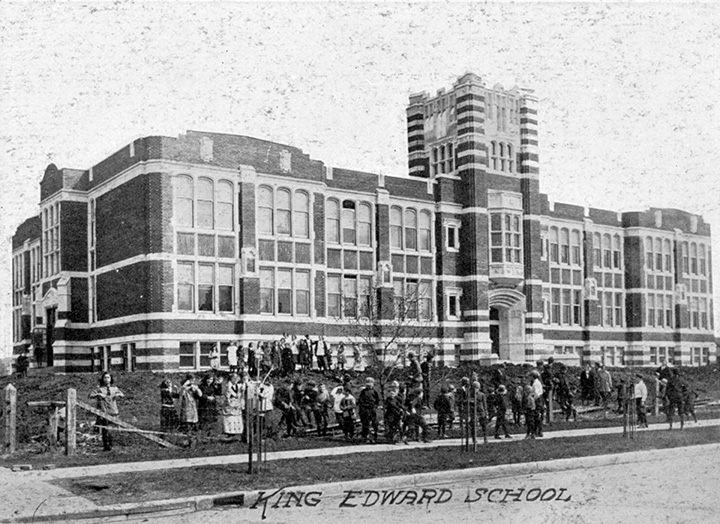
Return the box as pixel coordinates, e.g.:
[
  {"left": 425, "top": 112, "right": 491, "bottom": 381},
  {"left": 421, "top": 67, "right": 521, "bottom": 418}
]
[{"left": 45, "top": 307, "right": 56, "bottom": 367}]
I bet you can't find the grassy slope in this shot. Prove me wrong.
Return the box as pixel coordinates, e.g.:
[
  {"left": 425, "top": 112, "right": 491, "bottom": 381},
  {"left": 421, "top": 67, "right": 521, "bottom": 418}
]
[{"left": 1, "top": 363, "right": 718, "bottom": 468}]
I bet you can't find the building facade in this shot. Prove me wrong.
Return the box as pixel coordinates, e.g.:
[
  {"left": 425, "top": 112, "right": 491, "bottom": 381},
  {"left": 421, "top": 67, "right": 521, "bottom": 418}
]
[{"left": 12, "top": 73, "right": 717, "bottom": 372}]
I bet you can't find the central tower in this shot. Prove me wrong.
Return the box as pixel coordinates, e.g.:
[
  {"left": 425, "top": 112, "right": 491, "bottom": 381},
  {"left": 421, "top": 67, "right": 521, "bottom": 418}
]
[{"left": 407, "top": 73, "right": 546, "bottom": 363}]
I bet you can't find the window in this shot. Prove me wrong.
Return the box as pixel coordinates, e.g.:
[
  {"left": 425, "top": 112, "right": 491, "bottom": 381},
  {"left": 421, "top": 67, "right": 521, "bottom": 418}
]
[
  {"left": 177, "top": 262, "right": 194, "bottom": 311},
  {"left": 358, "top": 203, "right": 372, "bottom": 246},
  {"left": 176, "top": 176, "right": 194, "bottom": 227},
  {"left": 700, "top": 298, "right": 708, "bottom": 329},
  {"left": 276, "top": 189, "right": 291, "bottom": 236},
  {"left": 665, "top": 295, "right": 673, "bottom": 328},
  {"left": 613, "top": 235, "right": 622, "bottom": 269},
  {"left": 277, "top": 269, "right": 293, "bottom": 314},
  {"left": 293, "top": 192, "right": 309, "bottom": 238},
  {"left": 390, "top": 207, "right": 402, "bottom": 249},
  {"left": 664, "top": 239, "right": 672, "bottom": 273},
  {"left": 549, "top": 227, "right": 559, "bottom": 263},
  {"left": 573, "top": 290, "right": 582, "bottom": 324},
  {"left": 447, "top": 292, "right": 460, "bottom": 319},
  {"left": 647, "top": 294, "right": 655, "bottom": 327},
  {"left": 700, "top": 244, "right": 707, "bottom": 276},
  {"left": 258, "top": 186, "right": 274, "bottom": 235},
  {"left": 358, "top": 276, "right": 372, "bottom": 317},
  {"left": 218, "top": 266, "right": 233, "bottom": 312},
  {"left": 327, "top": 275, "right": 341, "bottom": 317},
  {"left": 198, "top": 264, "right": 214, "bottom": 311},
  {"left": 446, "top": 222, "right": 460, "bottom": 250},
  {"left": 179, "top": 342, "right": 196, "bottom": 369},
  {"left": 551, "top": 289, "right": 560, "bottom": 324},
  {"left": 216, "top": 181, "right": 234, "bottom": 230},
  {"left": 491, "top": 213, "right": 522, "bottom": 264},
  {"left": 342, "top": 201, "right": 356, "bottom": 245},
  {"left": 603, "top": 234, "right": 611, "bottom": 268},
  {"left": 419, "top": 281, "right": 432, "bottom": 320},
  {"left": 560, "top": 228, "right": 569, "bottom": 264},
  {"left": 405, "top": 209, "right": 417, "bottom": 250},
  {"left": 562, "top": 289, "right": 571, "bottom": 324},
  {"left": 326, "top": 199, "right": 340, "bottom": 244},
  {"left": 42, "top": 202, "right": 60, "bottom": 277},
  {"left": 295, "top": 270, "right": 310, "bottom": 316},
  {"left": 197, "top": 178, "right": 214, "bottom": 228},
  {"left": 681, "top": 242, "right": 689, "bottom": 274},
  {"left": 690, "top": 243, "right": 698, "bottom": 274},
  {"left": 343, "top": 276, "right": 358, "bottom": 317},
  {"left": 419, "top": 211, "right": 431, "bottom": 252},
  {"left": 593, "top": 233, "right": 602, "bottom": 268},
  {"left": 571, "top": 230, "right": 581, "bottom": 266}
]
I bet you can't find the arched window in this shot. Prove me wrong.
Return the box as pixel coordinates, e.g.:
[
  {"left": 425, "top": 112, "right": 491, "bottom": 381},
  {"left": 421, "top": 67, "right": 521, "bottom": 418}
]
[
  {"left": 700, "top": 244, "right": 707, "bottom": 276},
  {"left": 175, "top": 175, "right": 194, "bottom": 227},
  {"left": 507, "top": 144, "right": 514, "bottom": 172},
  {"left": 549, "top": 227, "right": 559, "bottom": 263},
  {"left": 293, "top": 191, "right": 309, "bottom": 238},
  {"left": 358, "top": 202, "right": 372, "bottom": 246},
  {"left": 390, "top": 206, "right": 402, "bottom": 249},
  {"left": 276, "top": 189, "right": 291, "bottom": 236},
  {"left": 560, "top": 228, "right": 570, "bottom": 264},
  {"left": 690, "top": 242, "right": 698, "bottom": 274},
  {"left": 654, "top": 238, "right": 662, "bottom": 272},
  {"left": 681, "top": 242, "right": 689, "bottom": 274},
  {"left": 258, "top": 186, "right": 273, "bottom": 236},
  {"left": 342, "top": 200, "right": 356, "bottom": 245},
  {"left": 197, "top": 178, "right": 214, "bottom": 228},
  {"left": 215, "top": 180, "right": 233, "bottom": 230},
  {"left": 326, "top": 199, "right": 340, "bottom": 244},
  {"left": 645, "top": 237, "right": 654, "bottom": 270},
  {"left": 593, "top": 233, "right": 601, "bottom": 267},
  {"left": 613, "top": 235, "right": 622, "bottom": 269},
  {"left": 603, "top": 234, "right": 611, "bottom": 268},
  {"left": 664, "top": 239, "right": 672, "bottom": 273},
  {"left": 571, "top": 230, "right": 581, "bottom": 265},
  {"left": 405, "top": 209, "right": 418, "bottom": 250},
  {"left": 419, "top": 210, "right": 431, "bottom": 251}
]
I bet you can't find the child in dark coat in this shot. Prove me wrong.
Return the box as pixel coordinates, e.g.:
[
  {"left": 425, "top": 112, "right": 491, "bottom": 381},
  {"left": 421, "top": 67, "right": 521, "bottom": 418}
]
[
  {"left": 493, "top": 385, "right": 512, "bottom": 439},
  {"left": 433, "top": 386, "right": 453, "bottom": 438}
]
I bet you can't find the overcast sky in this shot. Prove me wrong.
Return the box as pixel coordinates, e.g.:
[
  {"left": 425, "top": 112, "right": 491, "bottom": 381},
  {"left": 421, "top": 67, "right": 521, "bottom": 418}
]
[{"left": 2, "top": 2, "right": 719, "bottom": 359}]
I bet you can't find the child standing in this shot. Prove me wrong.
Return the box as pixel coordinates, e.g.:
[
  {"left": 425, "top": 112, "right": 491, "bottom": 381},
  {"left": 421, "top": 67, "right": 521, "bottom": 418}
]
[
  {"left": 493, "top": 385, "right": 512, "bottom": 439},
  {"left": 433, "top": 386, "right": 453, "bottom": 438},
  {"left": 340, "top": 384, "right": 357, "bottom": 442}
]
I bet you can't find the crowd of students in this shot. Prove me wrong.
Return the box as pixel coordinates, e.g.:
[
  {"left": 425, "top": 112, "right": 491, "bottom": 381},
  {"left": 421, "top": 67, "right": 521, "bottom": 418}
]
[{"left": 87, "top": 351, "right": 702, "bottom": 452}]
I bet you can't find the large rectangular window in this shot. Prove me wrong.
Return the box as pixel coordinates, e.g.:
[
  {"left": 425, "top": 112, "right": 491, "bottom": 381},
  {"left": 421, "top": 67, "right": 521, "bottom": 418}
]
[
  {"left": 277, "top": 269, "right": 293, "bottom": 314},
  {"left": 327, "top": 275, "right": 341, "bottom": 317},
  {"left": 198, "top": 264, "right": 214, "bottom": 311},
  {"left": 177, "top": 262, "right": 194, "bottom": 311},
  {"left": 260, "top": 269, "right": 274, "bottom": 314},
  {"left": 218, "top": 265, "right": 233, "bottom": 312},
  {"left": 295, "top": 270, "right": 310, "bottom": 316}
]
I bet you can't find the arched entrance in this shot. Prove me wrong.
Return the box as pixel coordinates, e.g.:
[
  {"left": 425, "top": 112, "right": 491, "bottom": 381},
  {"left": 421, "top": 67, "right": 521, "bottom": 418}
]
[{"left": 488, "top": 288, "right": 526, "bottom": 362}]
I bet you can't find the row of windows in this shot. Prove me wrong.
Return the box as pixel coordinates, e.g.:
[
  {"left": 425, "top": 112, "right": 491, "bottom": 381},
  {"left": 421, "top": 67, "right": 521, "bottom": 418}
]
[
  {"left": 593, "top": 233, "right": 623, "bottom": 270},
  {"left": 490, "top": 213, "right": 522, "bottom": 264},
  {"left": 547, "top": 228, "right": 582, "bottom": 266},
  {"left": 600, "top": 346, "right": 625, "bottom": 367},
  {"left": 431, "top": 143, "right": 454, "bottom": 175},
  {"left": 546, "top": 288, "right": 583, "bottom": 326},
  {"left": 390, "top": 207, "right": 433, "bottom": 252},
  {"left": 646, "top": 293, "right": 674, "bottom": 328},
  {"left": 679, "top": 241, "right": 708, "bottom": 276},
  {"left": 42, "top": 202, "right": 60, "bottom": 278},
  {"left": 258, "top": 186, "right": 310, "bottom": 239},
  {"left": 175, "top": 176, "right": 234, "bottom": 231},
  {"left": 489, "top": 141, "right": 514, "bottom": 173},
  {"left": 177, "top": 262, "right": 234, "bottom": 313},
  {"left": 326, "top": 199, "right": 372, "bottom": 246}
]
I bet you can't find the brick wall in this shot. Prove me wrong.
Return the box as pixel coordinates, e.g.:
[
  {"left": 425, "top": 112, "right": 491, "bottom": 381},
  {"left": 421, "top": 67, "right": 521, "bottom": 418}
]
[
  {"left": 61, "top": 201, "right": 88, "bottom": 272},
  {"left": 96, "top": 262, "right": 149, "bottom": 320},
  {"left": 96, "top": 175, "right": 148, "bottom": 267}
]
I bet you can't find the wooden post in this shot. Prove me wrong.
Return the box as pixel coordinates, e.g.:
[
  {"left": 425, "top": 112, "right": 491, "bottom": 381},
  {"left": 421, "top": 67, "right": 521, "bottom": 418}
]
[
  {"left": 65, "top": 388, "right": 76, "bottom": 456},
  {"left": 654, "top": 378, "right": 660, "bottom": 417},
  {"left": 4, "top": 384, "right": 17, "bottom": 455},
  {"left": 548, "top": 391, "right": 554, "bottom": 424},
  {"left": 246, "top": 386, "right": 253, "bottom": 474}
]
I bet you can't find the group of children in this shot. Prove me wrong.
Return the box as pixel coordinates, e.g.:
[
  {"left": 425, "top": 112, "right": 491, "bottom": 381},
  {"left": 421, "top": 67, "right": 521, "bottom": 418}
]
[
  {"left": 158, "top": 371, "right": 274, "bottom": 439},
  {"left": 224, "top": 336, "right": 365, "bottom": 379}
]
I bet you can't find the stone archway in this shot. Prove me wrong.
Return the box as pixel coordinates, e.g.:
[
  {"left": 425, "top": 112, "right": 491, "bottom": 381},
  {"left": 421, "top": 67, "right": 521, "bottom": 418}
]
[{"left": 488, "top": 288, "right": 526, "bottom": 362}]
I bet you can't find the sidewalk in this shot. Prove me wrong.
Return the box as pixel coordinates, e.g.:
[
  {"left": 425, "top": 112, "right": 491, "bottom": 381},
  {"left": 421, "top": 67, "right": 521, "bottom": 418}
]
[{"left": 2, "top": 418, "right": 719, "bottom": 522}]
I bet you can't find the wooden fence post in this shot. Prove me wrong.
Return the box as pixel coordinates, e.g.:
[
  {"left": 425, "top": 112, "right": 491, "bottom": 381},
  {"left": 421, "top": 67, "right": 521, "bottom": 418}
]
[
  {"left": 4, "top": 384, "right": 17, "bottom": 455},
  {"left": 65, "top": 388, "right": 76, "bottom": 456}
]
